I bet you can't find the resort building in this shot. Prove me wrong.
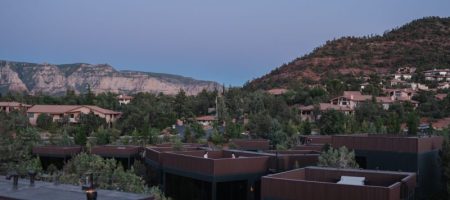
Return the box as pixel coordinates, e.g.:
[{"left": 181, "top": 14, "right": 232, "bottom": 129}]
[
  {"left": 27, "top": 105, "right": 121, "bottom": 125},
  {"left": 0, "top": 101, "right": 31, "bottom": 113},
  {"left": 261, "top": 167, "right": 416, "bottom": 200},
  {"left": 117, "top": 94, "right": 134, "bottom": 105}
]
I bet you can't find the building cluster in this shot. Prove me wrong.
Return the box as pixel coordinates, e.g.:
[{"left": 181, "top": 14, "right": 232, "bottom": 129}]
[
  {"left": 140, "top": 135, "right": 441, "bottom": 200},
  {"left": 299, "top": 89, "right": 419, "bottom": 122},
  {"left": 2, "top": 133, "right": 442, "bottom": 200},
  {"left": 0, "top": 101, "right": 121, "bottom": 125}
]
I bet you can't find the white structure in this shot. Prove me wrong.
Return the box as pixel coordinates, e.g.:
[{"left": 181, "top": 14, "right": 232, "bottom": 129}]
[{"left": 117, "top": 95, "right": 133, "bottom": 105}]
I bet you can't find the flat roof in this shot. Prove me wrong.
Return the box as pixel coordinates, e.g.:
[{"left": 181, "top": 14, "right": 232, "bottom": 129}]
[
  {"left": 33, "top": 146, "right": 82, "bottom": 157},
  {"left": 91, "top": 145, "right": 142, "bottom": 157},
  {"left": 0, "top": 176, "right": 153, "bottom": 200},
  {"left": 262, "top": 167, "right": 416, "bottom": 200}
]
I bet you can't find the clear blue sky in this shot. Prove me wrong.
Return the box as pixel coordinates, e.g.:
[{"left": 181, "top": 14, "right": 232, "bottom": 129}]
[{"left": 1, "top": 1, "right": 449, "bottom": 86}]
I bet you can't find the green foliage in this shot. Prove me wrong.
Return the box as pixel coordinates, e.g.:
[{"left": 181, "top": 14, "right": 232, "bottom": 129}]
[
  {"left": 60, "top": 153, "right": 148, "bottom": 193},
  {"left": 318, "top": 146, "right": 359, "bottom": 169},
  {"left": 210, "top": 129, "right": 225, "bottom": 145},
  {"left": 318, "top": 110, "right": 346, "bottom": 135},
  {"left": 300, "top": 121, "right": 312, "bottom": 135},
  {"left": 91, "top": 127, "right": 120, "bottom": 145},
  {"left": 36, "top": 113, "right": 54, "bottom": 130},
  {"left": 407, "top": 111, "right": 420, "bottom": 135}
]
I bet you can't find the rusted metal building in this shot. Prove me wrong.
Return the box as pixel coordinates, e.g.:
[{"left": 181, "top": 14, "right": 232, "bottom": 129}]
[
  {"left": 261, "top": 167, "right": 416, "bottom": 200},
  {"left": 32, "top": 145, "right": 82, "bottom": 169}
]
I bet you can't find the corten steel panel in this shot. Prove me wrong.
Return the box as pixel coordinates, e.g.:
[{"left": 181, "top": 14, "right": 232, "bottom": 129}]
[
  {"left": 301, "top": 135, "right": 332, "bottom": 145},
  {"left": 145, "top": 147, "right": 202, "bottom": 164},
  {"left": 32, "top": 146, "right": 82, "bottom": 156},
  {"left": 388, "top": 182, "right": 402, "bottom": 200},
  {"left": 162, "top": 151, "right": 271, "bottom": 177},
  {"left": 213, "top": 157, "right": 269, "bottom": 176},
  {"left": 417, "top": 136, "right": 443, "bottom": 153},
  {"left": 91, "top": 145, "right": 141, "bottom": 157},
  {"left": 293, "top": 145, "right": 324, "bottom": 151},
  {"left": 303, "top": 168, "right": 416, "bottom": 188},
  {"left": 331, "top": 136, "right": 417, "bottom": 153},
  {"left": 231, "top": 139, "right": 270, "bottom": 150},
  {"left": 162, "top": 153, "right": 214, "bottom": 175},
  {"left": 261, "top": 178, "right": 393, "bottom": 200}
]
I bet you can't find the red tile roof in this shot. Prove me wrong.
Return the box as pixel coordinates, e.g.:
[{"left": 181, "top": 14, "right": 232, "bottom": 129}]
[
  {"left": 0, "top": 102, "right": 31, "bottom": 107},
  {"left": 196, "top": 115, "right": 216, "bottom": 121},
  {"left": 266, "top": 88, "right": 288, "bottom": 95},
  {"left": 299, "top": 103, "right": 353, "bottom": 111},
  {"left": 27, "top": 105, "right": 120, "bottom": 115},
  {"left": 435, "top": 93, "right": 448, "bottom": 101}
]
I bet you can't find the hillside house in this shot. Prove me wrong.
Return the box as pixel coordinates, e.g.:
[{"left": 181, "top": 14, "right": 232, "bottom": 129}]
[
  {"left": 423, "top": 69, "right": 450, "bottom": 82},
  {"left": 393, "top": 67, "right": 415, "bottom": 80},
  {"left": 117, "top": 94, "right": 133, "bottom": 105},
  {"left": 27, "top": 105, "right": 121, "bottom": 125},
  {"left": 0, "top": 102, "right": 31, "bottom": 113},
  {"left": 195, "top": 115, "right": 216, "bottom": 126},
  {"left": 330, "top": 91, "right": 372, "bottom": 109},
  {"left": 266, "top": 88, "right": 288, "bottom": 96},
  {"left": 299, "top": 103, "right": 353, "bottom": 121}
]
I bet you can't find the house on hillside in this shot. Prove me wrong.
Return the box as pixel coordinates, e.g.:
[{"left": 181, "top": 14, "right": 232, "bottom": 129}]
[
  {"left": 435, "top": 93, "right": 448, "bottom": 101},
  {"left": 393, "top": 67, "right": 415, "bottom": 80},
  {"left": 330, "top": 91, "right": 372, "bottom": 109},
  {"left": 0, "top": 102, "right": 31, "bottom": 113},
  {"left": 117, "top": 94, "right": 133, "bottom": 105},
  {"left": 27, "top": 105, "right": 121, "bottom": 125},
  {"left": 299, "top": 103, "right": 353, "bottom": 121},
  {"left": 423, "top": 69, "right": 450, "bottom": 82},
  {"left": 195, "top": 115, "right": 216, "bottom": 126},
  {"left": 266, "top": 88, "right": 288, "bottom": 96}
]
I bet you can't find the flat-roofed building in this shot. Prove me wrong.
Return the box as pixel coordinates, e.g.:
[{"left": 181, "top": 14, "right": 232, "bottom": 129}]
[
  {"left": 32, "top": 145, "right": 82, "bottom": 170},
  {"left": 261, "top": 167, "right": 416, "bottom": 200},
  {"left": 331, "top": 135, "right": 443, "bottom": 199},
  {"left": 91, "top": 145, "right": 142, "bottom": 169},
  {"left": 0, "top": 175, "right": 153, "bottom": 200}
]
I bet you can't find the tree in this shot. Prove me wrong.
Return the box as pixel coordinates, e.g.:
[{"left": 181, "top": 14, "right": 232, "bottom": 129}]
[
  {"left": 60, "top": 153, "right": 148, "bottom": 193},
  {"left": 318, "top": 110, "right": 345, "bottom": 135},
  {"left": 318, "top": 146, "right": 359, "bottom": 169},
  {"left": 301, "top": 121, "right": 312, "bottom": 135},
  {"left": 407, "top": 112, "right": 419, "bottom": 135},
  {"left": 36, "top": 113, "right": 54, "bottom": 130}
]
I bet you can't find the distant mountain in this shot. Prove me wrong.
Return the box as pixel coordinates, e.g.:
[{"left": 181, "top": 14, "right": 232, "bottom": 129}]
[
  {"left": 0, "top": 60, "right": 221, "bottom": 95},
  {"left": 246, "top": 16, "right": 450, "bottom": 89}
]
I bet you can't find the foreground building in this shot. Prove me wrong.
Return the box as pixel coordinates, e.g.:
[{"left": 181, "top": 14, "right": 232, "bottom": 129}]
[
  {"left": 0, "top": 175, "right": 153, "bottom": 200},
  {"left": 27, "top": 105, "right": 121, "bottom": 125},
  {"left": 261, "top": 167, "right": 416, "bottom": 200},
  {"left": 297, "top": 134, "right": 443, "bottom": 199}
]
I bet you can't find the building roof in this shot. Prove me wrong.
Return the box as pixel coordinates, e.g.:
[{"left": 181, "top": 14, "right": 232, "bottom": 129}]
[
  {"left": 435, "top": 93, "right": 448, "bottom": 101},
  {"left": 117, "top": 94, "right": 134, "bottom": 100},
  {"left": 432, "top": 117, "right": 450, "bottom": 130},
  {"left": 0, "top": 175, "right": 153, "bottom": 200},
  {"left": 341, "top": 91, "right": 372, "bottom": 101},
  {"left": 0, "top": 101, "right": 31, "bottom": 107},
  {"left": 266, "top": 88, "right": 288, "bottom": 95},
  {"left": 375, "top": 96, "right": 395, "bottom": 104},
  {"left": 27, "top": 105, "right": 121, "bottom": 115},
  {"left": 299, "top": 103, "right": 353, "bottom": 112},
  {"left": 261, "top": 167, "right": 416, "bottom": 200},
  {"left": 196, "top": 115, "right": 216, "bottom": 121}
]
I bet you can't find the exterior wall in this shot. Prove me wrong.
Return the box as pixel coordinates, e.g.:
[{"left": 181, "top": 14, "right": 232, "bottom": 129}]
[{"left": 261, "top": 177, "right": 395, "bottom": 200}]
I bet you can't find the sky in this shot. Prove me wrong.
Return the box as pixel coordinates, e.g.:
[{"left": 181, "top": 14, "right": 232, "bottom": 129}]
[{"left": 0, "top": 1, "right": 449, "bottom": 86}]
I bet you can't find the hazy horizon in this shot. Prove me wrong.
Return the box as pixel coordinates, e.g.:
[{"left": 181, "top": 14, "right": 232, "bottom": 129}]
[{"left": 1, "top": 1, "right": 449, "bottom": 86}]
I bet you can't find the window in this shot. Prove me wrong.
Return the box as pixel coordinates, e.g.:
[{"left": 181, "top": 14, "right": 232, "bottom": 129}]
[
  {"left": 70, "top": 114, "right": 75, "bottom": 118},
  {"left": 27, "top": 113, "right": 34, "bottom": 118}
]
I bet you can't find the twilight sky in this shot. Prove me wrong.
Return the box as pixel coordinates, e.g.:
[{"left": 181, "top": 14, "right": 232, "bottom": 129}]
[{"left": 0, "top": 1, "right": 449, "bottom": 86}]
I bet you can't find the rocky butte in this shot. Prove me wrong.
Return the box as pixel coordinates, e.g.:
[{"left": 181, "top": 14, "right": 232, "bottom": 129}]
[{"left": 0, "top": 60, "right": 221, "bottom": 96}]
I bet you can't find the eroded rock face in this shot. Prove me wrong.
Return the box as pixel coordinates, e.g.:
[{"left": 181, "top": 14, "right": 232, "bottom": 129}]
[
  {"left": 0, "top": 64, "right": 28, "bottom": 92},
  {"left": 0, "top": 61, "right": 220, "bottom": 96}
]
